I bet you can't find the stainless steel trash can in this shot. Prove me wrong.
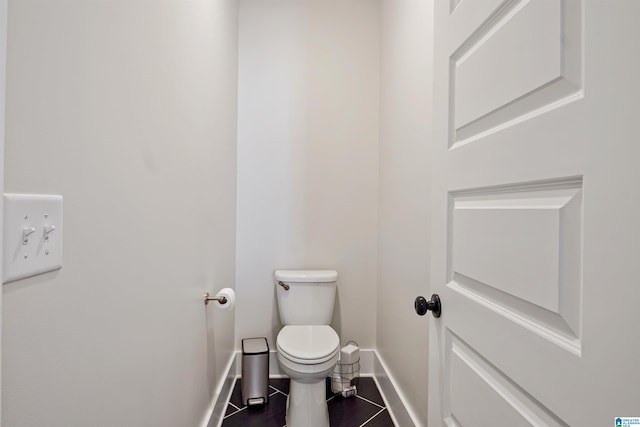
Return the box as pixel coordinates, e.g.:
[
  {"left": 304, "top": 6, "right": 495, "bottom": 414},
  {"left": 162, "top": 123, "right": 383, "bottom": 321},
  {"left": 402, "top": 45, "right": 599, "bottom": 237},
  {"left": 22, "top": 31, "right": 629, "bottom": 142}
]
[{"left": 241, "top": 337, "right": 269, "bottom": 406}]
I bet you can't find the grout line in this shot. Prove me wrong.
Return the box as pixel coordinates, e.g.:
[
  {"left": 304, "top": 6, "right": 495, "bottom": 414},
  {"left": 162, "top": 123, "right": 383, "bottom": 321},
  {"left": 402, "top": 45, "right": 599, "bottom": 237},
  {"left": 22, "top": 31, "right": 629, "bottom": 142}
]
[
  {"left": 356, "top": 394, "right": 385, "bottom": 409},
  {"left": 359, "top": 407, "right": 387, "bottom": 427},
  {"left": 223, "top": 379, "right": 393, "bottom": 426},
  {"left": 222, "top": 409, "right": 237, "bottom": 420},
  {"left": 269, "top": 384, "right": 289, "bottom": 395},
  {"left": 223, "top": 405, "right": 247, "bottom": 420}
]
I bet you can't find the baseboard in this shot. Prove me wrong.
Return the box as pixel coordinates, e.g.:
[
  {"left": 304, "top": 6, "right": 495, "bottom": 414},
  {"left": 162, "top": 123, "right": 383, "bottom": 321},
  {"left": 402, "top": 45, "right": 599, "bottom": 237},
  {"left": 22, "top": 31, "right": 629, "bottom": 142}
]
[
  {"left": 373, "top": 351, "right": 419, "bottom": 427},
  {"left": 233, "top": 348, "right": 377, "bottom": 377},
  {"left": 200, "top": 353, "right": 237, "bottom": 427},
  {"left": 203, "top": 349, "right": 417, "bottom": 427}
]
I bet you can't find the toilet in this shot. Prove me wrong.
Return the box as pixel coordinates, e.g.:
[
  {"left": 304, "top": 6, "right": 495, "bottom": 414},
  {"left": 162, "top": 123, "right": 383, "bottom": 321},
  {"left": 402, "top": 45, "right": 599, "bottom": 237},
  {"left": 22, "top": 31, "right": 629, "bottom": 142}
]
[{"left": 275, "top": 269, "right": 340, "bottom": 427}]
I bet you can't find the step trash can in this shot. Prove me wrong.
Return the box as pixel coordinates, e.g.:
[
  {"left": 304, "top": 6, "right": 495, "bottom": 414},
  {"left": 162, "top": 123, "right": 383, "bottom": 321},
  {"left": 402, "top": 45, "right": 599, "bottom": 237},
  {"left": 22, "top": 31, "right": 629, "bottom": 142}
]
[{"left": 241, "top": 337, "right": 269, "bottom": 406}]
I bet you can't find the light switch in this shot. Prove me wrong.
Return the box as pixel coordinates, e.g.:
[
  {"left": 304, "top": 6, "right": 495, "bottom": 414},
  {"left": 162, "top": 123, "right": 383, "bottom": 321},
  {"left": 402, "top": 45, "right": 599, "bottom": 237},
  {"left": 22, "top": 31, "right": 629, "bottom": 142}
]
[{"left": 3, "top": 194, "right": 63, "bottom": 284}]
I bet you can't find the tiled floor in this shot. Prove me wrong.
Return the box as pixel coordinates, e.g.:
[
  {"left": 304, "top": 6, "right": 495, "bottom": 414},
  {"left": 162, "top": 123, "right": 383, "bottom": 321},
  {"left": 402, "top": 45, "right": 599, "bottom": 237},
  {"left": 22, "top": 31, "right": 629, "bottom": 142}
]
[{"left": 222, "top": 377, "right": 395, "bottom": 427}]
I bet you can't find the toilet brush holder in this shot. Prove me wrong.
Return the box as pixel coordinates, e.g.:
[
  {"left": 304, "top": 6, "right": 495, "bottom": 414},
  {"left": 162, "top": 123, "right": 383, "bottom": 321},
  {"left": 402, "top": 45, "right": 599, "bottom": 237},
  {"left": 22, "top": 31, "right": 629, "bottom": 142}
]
[{"left": 331, "top": 341, "right": 360, "bottom": 397}]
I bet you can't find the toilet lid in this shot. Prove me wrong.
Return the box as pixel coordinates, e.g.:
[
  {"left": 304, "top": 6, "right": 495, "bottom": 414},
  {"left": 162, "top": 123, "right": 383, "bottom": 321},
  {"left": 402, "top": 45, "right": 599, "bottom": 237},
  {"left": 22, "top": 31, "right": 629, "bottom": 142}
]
[{"left": 277, "top": 325, "right": 339, "bottom": 363}]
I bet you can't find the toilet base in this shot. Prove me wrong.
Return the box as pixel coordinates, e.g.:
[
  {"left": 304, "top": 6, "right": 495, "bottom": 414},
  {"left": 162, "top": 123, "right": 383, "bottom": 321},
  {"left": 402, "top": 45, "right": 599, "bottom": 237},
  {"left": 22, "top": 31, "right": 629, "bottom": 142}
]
[{"left": 286, "top": 378, "right": 329, "bottom": 427}]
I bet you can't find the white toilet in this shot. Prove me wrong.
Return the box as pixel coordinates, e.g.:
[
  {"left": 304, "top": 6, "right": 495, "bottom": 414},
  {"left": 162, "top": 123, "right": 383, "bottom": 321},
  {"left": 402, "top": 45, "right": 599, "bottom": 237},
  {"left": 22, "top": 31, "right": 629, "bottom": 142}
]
[{"left": 275, "top": 269, "right": 340, "bottom": 427}]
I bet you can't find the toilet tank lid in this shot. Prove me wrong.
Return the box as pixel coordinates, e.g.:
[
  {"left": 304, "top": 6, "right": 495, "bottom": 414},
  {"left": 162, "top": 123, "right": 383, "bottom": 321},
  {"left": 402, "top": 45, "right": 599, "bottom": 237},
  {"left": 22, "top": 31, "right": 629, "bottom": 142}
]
[{"left": 274, "top": 270, "right": 338, "bottom": 283}]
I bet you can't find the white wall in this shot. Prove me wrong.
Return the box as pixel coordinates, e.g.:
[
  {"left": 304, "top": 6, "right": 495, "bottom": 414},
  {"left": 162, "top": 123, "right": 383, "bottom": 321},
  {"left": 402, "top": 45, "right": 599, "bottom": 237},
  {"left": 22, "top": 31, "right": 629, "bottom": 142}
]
[
  {"left": 377, "top": 0, "right": 434, "bottom": 425},
  {"left": 2, "top": 1, "right": 238, "bottom": 426},
  {"left": 236, "top": 0, "right": 380, "bottom": 350},
  {"left": 0, "top": 0, "right": 6, "bottom": 423}
]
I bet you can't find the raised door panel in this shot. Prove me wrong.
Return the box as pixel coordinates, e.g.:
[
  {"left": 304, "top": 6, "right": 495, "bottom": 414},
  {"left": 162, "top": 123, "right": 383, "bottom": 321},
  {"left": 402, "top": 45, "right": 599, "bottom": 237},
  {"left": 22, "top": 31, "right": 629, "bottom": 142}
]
[
  {"left": 449, "top": 180, "right": 583, "bottom": 356},
  {"left": 447, "top": 333, "right": 568, "bottom": 427},
  {"left": 448, "top": 0, "right": 582, "bottom": 146}
]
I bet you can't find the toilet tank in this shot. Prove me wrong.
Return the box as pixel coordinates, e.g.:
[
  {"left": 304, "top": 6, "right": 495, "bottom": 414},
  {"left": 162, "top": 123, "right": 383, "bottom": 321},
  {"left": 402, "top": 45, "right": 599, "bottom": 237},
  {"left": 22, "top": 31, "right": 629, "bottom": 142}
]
[{"left": 275, "top": 270, "right": 337, "bottom": 325}]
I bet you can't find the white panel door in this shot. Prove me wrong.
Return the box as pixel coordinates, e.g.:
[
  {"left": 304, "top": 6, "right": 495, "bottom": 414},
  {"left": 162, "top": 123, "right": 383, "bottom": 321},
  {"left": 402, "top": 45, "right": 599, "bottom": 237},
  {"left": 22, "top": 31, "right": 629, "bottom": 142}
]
[{"left": 428, "top": 1, "right": 640, "bottom": 426}]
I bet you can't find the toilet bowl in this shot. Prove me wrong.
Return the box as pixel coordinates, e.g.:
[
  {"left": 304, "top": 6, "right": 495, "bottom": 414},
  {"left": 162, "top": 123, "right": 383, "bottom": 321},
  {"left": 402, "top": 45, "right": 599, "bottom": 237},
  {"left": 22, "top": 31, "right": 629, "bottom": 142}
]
[
  {"left": 276, "top": 325, "right": 340, "bottom": 427},
  {"left": 274, "top": 269, "right": 340, "bottom": 427}
]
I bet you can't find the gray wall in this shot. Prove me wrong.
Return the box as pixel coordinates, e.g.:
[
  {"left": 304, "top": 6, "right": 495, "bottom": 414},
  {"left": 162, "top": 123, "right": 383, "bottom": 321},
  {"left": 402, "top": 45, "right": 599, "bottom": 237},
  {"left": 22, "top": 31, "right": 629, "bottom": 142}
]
[{"left": 3, "top": 1, "right": 238, "bottom": 426}]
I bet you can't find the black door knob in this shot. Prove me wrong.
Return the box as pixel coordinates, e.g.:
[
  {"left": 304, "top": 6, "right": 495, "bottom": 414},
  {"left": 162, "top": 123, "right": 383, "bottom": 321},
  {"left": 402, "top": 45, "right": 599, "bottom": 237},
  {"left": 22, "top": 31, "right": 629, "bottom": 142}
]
[{"left": 414, "top": 294, "right": 441, "bottom": 318}]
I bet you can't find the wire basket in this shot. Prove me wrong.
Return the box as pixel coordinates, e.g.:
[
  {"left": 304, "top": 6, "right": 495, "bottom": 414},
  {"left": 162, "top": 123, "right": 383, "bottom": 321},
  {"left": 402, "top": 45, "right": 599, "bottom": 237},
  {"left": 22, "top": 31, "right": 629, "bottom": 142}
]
[{"left": 330, "top": 341, "right": 360, "bottom": 397}]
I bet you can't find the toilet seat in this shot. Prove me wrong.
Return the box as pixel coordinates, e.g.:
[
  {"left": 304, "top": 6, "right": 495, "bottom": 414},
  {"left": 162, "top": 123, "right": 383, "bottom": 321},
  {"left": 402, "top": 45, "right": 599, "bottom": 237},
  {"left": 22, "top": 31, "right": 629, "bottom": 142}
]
[{"left": 277, "top": 325, "right": 339, "bottom": 365}]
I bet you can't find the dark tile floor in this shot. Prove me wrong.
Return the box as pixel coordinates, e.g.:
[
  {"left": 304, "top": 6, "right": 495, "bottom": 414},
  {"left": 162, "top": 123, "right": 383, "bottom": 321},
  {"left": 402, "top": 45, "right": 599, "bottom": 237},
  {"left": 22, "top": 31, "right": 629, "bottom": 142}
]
[{"left": 222, "top": 377, "right": 395, "bottom": 427}]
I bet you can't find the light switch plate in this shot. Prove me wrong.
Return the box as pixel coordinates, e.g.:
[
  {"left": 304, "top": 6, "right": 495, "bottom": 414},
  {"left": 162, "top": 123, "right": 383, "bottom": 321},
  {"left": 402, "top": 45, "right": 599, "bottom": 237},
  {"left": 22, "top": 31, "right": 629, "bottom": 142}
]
[{"left": 3, "top": 194, "right": 63, "bottom": 284}]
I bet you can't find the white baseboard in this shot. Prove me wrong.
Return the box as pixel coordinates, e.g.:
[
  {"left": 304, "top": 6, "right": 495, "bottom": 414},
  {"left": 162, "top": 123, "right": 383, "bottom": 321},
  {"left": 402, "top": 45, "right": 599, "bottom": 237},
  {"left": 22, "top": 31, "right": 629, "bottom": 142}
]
[
  {"left": 200, "top": 353, "right": 237, "bottom": 427},
  {"left": 202, "top": 349, "right": 417, "bottom": 427},
  {"left": 373, "top": 352, "right": 419, "bottom": 427},
  {"left": 234, "top": 349, "right": 377, "bottom": 377}
]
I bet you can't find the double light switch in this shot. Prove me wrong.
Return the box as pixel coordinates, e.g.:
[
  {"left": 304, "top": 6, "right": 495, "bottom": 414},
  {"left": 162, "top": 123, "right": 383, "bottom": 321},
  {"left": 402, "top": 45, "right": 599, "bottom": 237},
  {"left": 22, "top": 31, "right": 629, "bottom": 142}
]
[{"left": 3, "top": 194, "right": 63, "bottom": 284}]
